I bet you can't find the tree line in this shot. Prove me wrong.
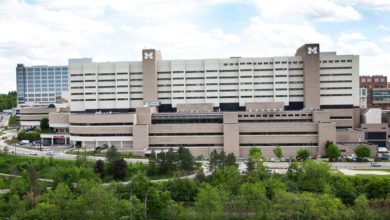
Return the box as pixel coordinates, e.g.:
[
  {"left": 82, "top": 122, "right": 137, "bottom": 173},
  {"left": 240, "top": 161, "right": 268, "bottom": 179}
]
[
  {"left": 0, "top": 91, "right": 17, "bottom": 112},
  {"left": 0, "top": 147, "right": 389, "bottom": 219}
]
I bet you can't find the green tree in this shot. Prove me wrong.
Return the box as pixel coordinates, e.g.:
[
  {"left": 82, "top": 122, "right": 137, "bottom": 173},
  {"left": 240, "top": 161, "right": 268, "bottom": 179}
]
[
  {"left": 177, "top": 146, "right": 194, "bottom": 171},
  {"left": 225, "top": 153, "right": 237, "bottom": 167},
  {"left": 298, "top": 161, "right": 331, "bottom": 193},
  {"left": 165, "top": 178, "right": 199, "bottom": 202},
  {"left": 326, "top": 143, "right": 341, "bottom": 162},
  {"left": 25, "top": 166, "right": 39, "bottom": 209},
  {"left": 354, "top": 144, "right": 371, "bottom": 160},
  {"left": 147, "top": 150, "right": 158, "bottom": 177},
  {"left": 248, "top": 147, "right": 266, "bottom": 177},
  {"left": 73, "top": 185, "right": 120, "bottom": 219},
  {"left": 238, "top": 182, "right": 268, "bottom": 218},
  {"left": 353, "top": 194, "right": 375, "bottom": 220},
  {"left": 39, "top": 117, "right": 50, "bottom": 131},
  {"left": 273, "top": 145, "right": 283, "bottom": 159},
  {"left": 330, "top": 174, "right": 356, "bottom": 205},
  {"left": 106, "top": 145, "right": 121, "bottom": 175},
  {"left": 209, "top": 150, "right": 219, "bottom": 171},
  {"left": 113, "top": 158, "right": 128, "bottom": 180},
  {"left": 211, "top": 166, "right": 241, "bottom": 195},
  {"left": 297, "top": 148, "right": 310, "bottom": 161},
  {"left": 94, "top": 159, "right": 105, "bottom": 179},
  {"left": 44, "top": 182, "right": 73, "bottom": 218},
  {"left": 195, "top": 184, "right": 225, "bottom": 219}
]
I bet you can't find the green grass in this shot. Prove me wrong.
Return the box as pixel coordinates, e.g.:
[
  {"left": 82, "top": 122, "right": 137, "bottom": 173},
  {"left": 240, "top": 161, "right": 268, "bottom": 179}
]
[
  {"left": 0, "top": 153, "right": 95, "bottom": 180},
  {"left": 354, "top": 169, "right": 390, "bottom": 172},
  {"left": 0, "top": 131, "right": 4, "bottom": 136},
  {"left": 66, "top": 149, "right": 145, "bottom": 159}
]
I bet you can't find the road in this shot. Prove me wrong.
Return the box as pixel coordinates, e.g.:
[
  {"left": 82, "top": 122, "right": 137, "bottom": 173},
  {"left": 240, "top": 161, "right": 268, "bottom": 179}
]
[
  {"left": 0, "top": 113, "right": 10, "bottom": 129},
  {"left": 1, "top": 129, "right": 389, "bottom": 168},
  {"left": 0, "top": 129, "right": 148, "bottom": 163}
]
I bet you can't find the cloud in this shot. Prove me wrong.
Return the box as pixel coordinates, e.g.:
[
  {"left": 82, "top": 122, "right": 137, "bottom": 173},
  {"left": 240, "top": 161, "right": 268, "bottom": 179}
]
[
  {"left": 337, "top": 0, "right": 390, "bottom": 11},
  {"left": 338, "top": 32, "right": 366, "bottom": 41},
  {"left": 253, "top": 0, "right": 362, "bottom": 22},
  {"left": 379, "top": 25, "right": 390, "bottom": 32}
]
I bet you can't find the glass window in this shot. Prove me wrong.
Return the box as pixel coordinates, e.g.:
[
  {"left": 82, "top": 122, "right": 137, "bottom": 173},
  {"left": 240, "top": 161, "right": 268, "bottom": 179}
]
[
  {"left": 375, "top": 78, "right": 379, "bottom": 82},
  {"left": 361, "top": 78, "right": 366, "bottom": 82},
  {"left": 367, "top": 78, "right": 371, "bottom": 82}
]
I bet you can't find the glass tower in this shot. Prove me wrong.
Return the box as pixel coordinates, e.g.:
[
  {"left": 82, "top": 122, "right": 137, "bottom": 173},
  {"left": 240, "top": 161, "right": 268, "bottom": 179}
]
[{"left": 16, "top": 64, "right": 68, "bottom": 104}]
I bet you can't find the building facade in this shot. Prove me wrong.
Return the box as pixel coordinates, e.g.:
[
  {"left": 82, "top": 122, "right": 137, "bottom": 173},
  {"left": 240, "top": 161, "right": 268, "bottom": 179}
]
[
  {"left": 69, "top": 44, "right": 359, "bottom": 113},
  {"left": 16, "top": 64, "right": 69, "bottom": 105},
  {"left": 359, "top": 75, "right": 389, "bottom": 109},
  {"left": 49, "top": 43, "right": 375, "bottom": 157}
]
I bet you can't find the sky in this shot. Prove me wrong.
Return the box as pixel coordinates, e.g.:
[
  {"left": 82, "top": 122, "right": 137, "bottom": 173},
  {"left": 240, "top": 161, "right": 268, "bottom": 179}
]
[{"left": 0, "top": 0, "right": 390, "bottom": 93}]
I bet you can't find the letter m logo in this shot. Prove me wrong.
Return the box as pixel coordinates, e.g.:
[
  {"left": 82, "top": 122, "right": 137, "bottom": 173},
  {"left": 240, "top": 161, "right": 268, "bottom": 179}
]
[
  {"left": 144, "top": 52, "right": 154, "bottom": 60},
  {"left": 307, "top": 47, "right": 318, "bottom": 55}
]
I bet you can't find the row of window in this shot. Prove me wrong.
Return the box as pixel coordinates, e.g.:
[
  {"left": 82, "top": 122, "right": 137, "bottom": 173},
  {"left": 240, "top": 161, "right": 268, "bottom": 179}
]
[
  {"left": 71, "top": 98, "right": 143, "bottom": 101},
  {"left": 239, "top": 132, "right": 317, "bottom": 135},
  {"left": 70, "top": 123, "right": 133, "bottom": 126},
  {"left": 149, "top": 132, "right": 223, "bottom": 136},
  {"left": 222, "top": 61, "right": 304, "bottom": 66},
  {"left": 71, "top": 72, "right": 142, "bottom": 76}
]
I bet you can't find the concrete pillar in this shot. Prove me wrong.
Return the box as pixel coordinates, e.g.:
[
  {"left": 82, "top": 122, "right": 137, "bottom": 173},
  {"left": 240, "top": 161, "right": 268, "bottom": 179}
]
[
  {"left": 51, "top": 137, "right": 54, "bottom": 145},
  {"left": 120, "top": 141, "right": 123, "bottom": 149},
  {"left": 223, "top": 112, "right": 240, "bottom": 157},
  {"left": 318, "top": 122, "right": 336, "bottom": 156}
]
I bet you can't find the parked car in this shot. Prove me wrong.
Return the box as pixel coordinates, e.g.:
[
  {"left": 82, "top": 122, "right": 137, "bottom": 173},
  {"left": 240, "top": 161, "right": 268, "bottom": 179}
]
[
  {"left": 371, "top": 162, "right": 381, "bottom": 167},
  {"left": 28, "top": 152, "right": 38, "bottom": 156}
]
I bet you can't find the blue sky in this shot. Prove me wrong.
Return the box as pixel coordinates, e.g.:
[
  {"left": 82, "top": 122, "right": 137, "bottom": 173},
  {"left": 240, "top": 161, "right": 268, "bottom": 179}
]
[{"left": 0, "top": 0, "right": 389, "bottom": 93}]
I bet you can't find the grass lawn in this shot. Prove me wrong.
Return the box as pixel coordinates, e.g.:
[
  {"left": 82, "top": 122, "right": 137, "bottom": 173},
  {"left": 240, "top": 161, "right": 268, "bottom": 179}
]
[
  {"left": 355, "top": 169, "right": 390, "bottom": 172},
  {"left": 0, "top": 153, "right": 95, "bottom": 180},
  {"left": 66, "top": 149, "right": 145, "bottom": 159}
]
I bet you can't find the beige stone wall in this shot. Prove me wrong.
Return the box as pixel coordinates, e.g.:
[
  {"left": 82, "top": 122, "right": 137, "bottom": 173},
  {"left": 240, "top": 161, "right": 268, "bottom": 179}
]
[
  {"left": 245, "top": 102, "right": 284, "bottom": 111},
  {"left": 223, "top": 112, "right": 238, "bottom": 124},
  {"left": 133, "top": 125, "right": 149, "bottom": 152},
  {"left": 69, "top": 126, "right": 132, "bottom": 134},
  {"left": 142, "top": 49, "right": 160, "bottom": 103},
  {"left": 49, "top": 113, "right": 69, "bottom": 125},
  {"left": 69, "top": 113, "right": 134, "bottom": 124},
  {"left": 239, "top": 123, "right": 317, "bottom": 132},
  {"left": 149, "top": 136, "right": 223, "bottom": 145},
  {"left": 21, "top": 107, "right": 57, "bottom": 114},
  {"left": 176, "top": 103, "right": 214, "bottom": 112},
  {"left": 336, "top": 130, "right": 365, "bottom": 142},
  {"left": 135, "top": 107, "right": 154, "bottom": 125},
  {"left": 240, "top": 146, "right": 318, "bottom": 159},
  {"left": 240, "top": 135, "right": 317, "bottom": 144},
  {"left": 149, "top": 124, "right": 222, "bottom": 133},
  {"left": 224, "top": 124, "right": 239, "bottom": 156},
  {"left": 318, "top": 122, "right": 336, "bottom": 156},
  {"left": 295, "top": 44, "right": 320, "bottom": 109},
  {"left": 312, "top": 111, "right": 330, "bottom": 122}
]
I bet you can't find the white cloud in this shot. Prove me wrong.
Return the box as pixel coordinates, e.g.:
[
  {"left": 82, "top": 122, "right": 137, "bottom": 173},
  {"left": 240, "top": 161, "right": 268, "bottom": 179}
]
[
  {"left": 379, "top": 25, "right": 390, "bottom": 32},
  {"left": 337, "top": 0, "right": 390, "bottom": 11},
  {"left": 339, "top": 32, "right": 366, "bottom": 41},
  {"left": 253, "top": 0, "right": 361, "bottom": 22},
  {"left": 0, "top": 0, "right": 389, "bottom": 94}
]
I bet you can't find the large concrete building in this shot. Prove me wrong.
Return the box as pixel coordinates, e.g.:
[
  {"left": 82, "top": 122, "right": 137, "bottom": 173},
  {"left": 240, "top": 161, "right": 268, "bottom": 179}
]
[
  {"left": 16, "top": 64, "right": 70, "bottom": 105},
  {"left": 20, "top": 43, "right": 387, "bottom": 158}
]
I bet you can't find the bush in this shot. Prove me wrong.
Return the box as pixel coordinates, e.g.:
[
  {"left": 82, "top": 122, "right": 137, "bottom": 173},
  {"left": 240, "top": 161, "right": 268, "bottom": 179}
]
[
  {"left": 296, "top": 149, "right": 310, "bottom": 161},
  {"left": 354, "top": 144, "right": 371, "bottom": 160}
]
